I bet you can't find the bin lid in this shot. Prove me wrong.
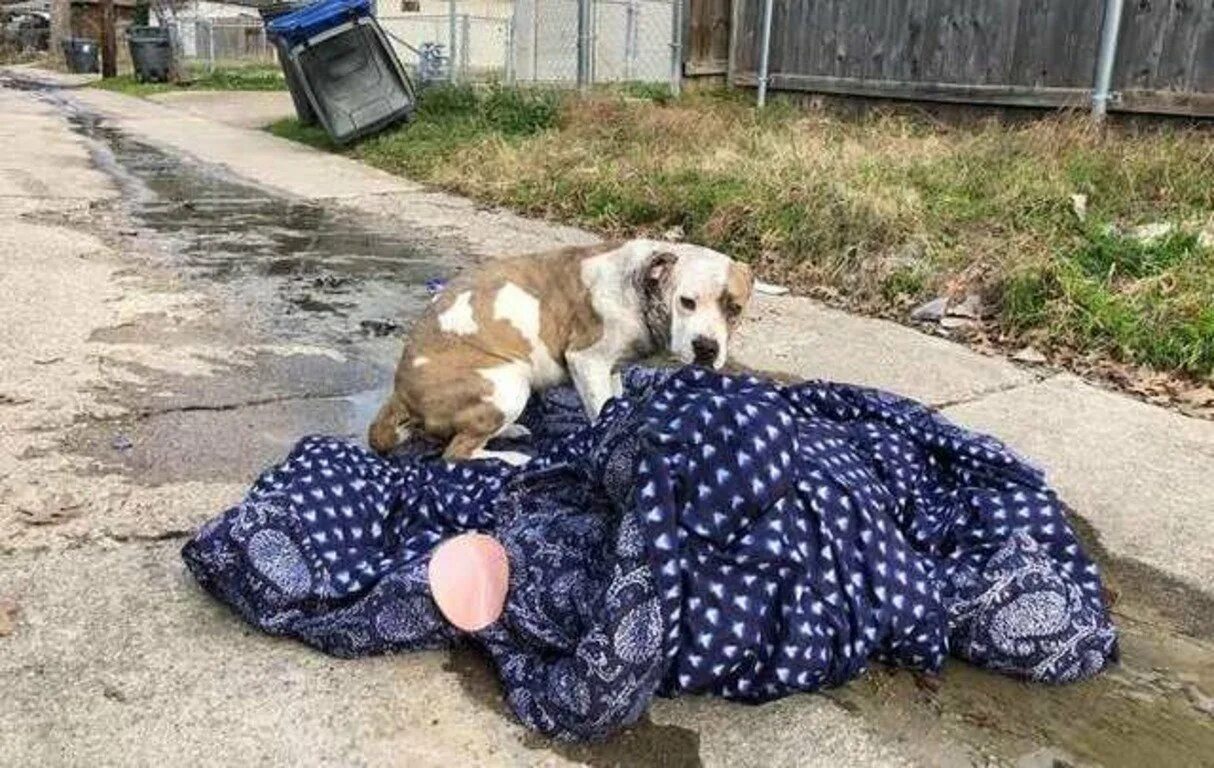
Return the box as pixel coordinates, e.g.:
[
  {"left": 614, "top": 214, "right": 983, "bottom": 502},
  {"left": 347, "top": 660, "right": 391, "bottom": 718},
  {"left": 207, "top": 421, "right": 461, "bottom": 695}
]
[
  {"left": 125, "top": 25, "right": 172, "bottom": 41},
  {"left": 266, "top": 0, "right": 372, "bottom": 47}
]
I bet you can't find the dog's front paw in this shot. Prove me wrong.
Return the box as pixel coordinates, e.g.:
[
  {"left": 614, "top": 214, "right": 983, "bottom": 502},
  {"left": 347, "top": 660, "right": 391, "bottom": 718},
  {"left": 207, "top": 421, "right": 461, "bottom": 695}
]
[
  {"left": 495, "top": 423, "right": 533, "bottom": 440},
  {"left": 472, "top": 449, "right": 532, "bottom": 467}
]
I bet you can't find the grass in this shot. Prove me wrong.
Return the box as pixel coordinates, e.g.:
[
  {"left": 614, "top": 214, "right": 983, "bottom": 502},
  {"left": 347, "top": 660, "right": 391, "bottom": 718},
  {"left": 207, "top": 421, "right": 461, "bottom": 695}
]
[
  {"left": 270, "top": 85, "right": 1214, "bottom": 379},
  {"left": 91, "top": 64, "right": 286, "bottom": 96}
]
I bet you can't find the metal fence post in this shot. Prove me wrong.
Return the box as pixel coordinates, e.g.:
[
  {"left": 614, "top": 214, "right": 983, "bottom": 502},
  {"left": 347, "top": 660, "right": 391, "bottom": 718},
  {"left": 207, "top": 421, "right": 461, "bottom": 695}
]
[
  {"left": 207, "top": 19, "right": 215, "bottom": 72},
  {"left": 756, "top": 0, "right": 774, "bottom": 107},
  {"left": 505, "top": 16, "right": 516, "bottom": 84},
  {"left": 1092, "top": 0, "right": 1126, "bottom": 119},
  {"left": 669, "top": 0, "right": 683, "bottom": 96},
  {"left": 588, "top": 0, "right": 596, "bottom": 84},
  {"left": 530, "top": 0, "right": 538, "bottom": 82},
  {"left": 624, "top": 0, "right": 637, "bottom": 81},
  {"left": 576, "top": 0, "right": 590, "bottom": 90},
  {"left": 460, "top": 13, "right": 470, "bottom": 80},
  {"left": 448, "top": 0, "right": 458, "bottom": 83}
]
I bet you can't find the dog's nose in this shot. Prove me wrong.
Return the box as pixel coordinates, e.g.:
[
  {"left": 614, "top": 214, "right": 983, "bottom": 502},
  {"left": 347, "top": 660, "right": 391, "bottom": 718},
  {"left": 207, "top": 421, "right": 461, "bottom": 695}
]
[{"left": 691, "top": 337, "right": 720, "bottom": 366}]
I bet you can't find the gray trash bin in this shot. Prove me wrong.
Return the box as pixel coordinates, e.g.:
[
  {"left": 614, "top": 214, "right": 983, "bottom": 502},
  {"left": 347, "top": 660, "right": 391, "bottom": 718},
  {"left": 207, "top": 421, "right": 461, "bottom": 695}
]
[
  {"left": 126, "top": 26, "right": 174, "bottom": 83},
  {"left": 269, "top": 0, "right": 414, "bottom": 145},
  {"left": 260, "top": 3, "right": 318, "bottom": 126},
  {"left": 62, "top": 38, "right": 99, "bottom": 74}
]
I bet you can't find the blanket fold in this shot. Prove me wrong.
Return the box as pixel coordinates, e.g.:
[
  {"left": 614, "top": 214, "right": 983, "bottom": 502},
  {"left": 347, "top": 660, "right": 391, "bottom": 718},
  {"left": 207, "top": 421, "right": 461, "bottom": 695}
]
[{"left": 183, "top": 367, "right": 1117, "bottom": 741}]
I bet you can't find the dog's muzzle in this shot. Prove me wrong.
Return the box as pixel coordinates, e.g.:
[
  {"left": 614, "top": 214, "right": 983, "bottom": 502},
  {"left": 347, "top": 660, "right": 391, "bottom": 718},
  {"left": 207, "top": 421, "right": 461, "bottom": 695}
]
[{"left": 692, "top": 336, "right": 720, "bottom": 367}]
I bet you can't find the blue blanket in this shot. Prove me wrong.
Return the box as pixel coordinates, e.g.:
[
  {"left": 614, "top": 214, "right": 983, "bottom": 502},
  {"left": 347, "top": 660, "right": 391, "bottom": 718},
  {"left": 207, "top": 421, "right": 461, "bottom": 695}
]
[{"left": 183, "top": 367, "right": 1117, "bottom": 741}]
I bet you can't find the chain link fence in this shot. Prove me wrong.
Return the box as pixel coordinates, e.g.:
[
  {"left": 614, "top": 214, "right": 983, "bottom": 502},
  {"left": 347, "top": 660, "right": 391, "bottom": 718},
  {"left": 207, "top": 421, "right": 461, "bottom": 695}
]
[
  {"left": 512, "top": 0, "right": 675, "bottom": 85},
  {"left": 156, "top": 0, "right": 679, "bottom": 89},
  {"left": 378, "top": 3, "right": 514, "bottom": 84},
  {"left": 178, "top": 19, "right": 276, "bottom": 70}
]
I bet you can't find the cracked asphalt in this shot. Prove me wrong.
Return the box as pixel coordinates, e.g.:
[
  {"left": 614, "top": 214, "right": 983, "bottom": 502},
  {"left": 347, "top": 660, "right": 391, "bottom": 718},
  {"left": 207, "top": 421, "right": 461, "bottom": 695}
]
[{"left": 1, "top": 68, "right": 1212, "bottom": 767}]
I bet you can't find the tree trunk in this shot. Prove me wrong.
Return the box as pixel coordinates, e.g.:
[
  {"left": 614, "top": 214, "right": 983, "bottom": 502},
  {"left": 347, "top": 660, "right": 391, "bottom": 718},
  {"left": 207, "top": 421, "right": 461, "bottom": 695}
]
[
  {"left": 100, "top": 0, "right": 118, "bottom": 78},
  {"left": 50, "top": 0, "right": 72, "bottom": 66},
  {"left": 150, "top": 0, "right": 182, "bottom": 82}
]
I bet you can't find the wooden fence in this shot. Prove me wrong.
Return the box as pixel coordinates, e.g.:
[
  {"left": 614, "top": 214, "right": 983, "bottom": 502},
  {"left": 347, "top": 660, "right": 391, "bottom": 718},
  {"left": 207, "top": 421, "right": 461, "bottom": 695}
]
[
  {"left": 685, "top": 0, "right": 731, "bottom": 76},
  {"left": 687, "top": 0, "right": 1214, "bottom": 117},
  {"left": 1113, "top": 0, "right": 1214, "bottom": 115}
]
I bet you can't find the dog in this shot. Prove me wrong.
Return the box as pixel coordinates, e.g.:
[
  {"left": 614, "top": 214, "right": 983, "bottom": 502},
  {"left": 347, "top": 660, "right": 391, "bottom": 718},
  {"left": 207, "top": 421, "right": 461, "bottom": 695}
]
[{"left": 367, "top": 239, "right": 754, "bottom": 464}]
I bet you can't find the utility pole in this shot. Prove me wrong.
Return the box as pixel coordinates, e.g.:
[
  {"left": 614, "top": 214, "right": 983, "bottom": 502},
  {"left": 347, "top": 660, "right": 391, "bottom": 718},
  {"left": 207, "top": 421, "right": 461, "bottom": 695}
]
[{"left": 100, "top": 0, "right": 118, "bottom": 78}]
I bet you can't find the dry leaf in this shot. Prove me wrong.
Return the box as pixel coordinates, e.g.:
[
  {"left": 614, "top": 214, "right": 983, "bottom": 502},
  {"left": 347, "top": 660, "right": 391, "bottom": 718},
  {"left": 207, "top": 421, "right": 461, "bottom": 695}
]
[{"left": 0, "top": 598, "right": 18, "bottom": 637}]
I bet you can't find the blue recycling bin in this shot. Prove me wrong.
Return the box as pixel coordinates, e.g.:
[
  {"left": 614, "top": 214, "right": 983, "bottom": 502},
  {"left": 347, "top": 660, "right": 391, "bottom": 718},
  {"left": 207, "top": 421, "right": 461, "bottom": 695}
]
[{"left": 267, "top": 0, "right": 414, "bottom": 145}]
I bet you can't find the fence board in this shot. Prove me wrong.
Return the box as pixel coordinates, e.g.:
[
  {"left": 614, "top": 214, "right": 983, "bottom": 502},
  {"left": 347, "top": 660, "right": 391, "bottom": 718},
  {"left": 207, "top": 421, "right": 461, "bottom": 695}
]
[
  {"left": 686, "top": 0, "right": 731, "bottom": 74},
  {"left": 1114, "top": 0, "right": 1214, "bottom": 95},
  {"left": 730, "top": 0, "right": 1214, "bottom": 116}
]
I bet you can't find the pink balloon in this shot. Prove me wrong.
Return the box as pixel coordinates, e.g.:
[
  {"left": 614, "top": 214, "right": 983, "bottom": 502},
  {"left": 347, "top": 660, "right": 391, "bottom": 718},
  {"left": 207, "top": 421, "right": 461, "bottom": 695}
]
[{"left": 427, "top": 533, "right": 510, "bottom": 632}]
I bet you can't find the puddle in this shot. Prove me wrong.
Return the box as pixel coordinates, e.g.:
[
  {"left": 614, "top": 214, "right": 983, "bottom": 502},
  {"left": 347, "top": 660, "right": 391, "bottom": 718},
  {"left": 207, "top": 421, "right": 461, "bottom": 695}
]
[
  {"left": 3, "top": 75, "right": 460, "bottom": 483},
  {"left": 821, "top": 511, "right": 1214, "bottom": 767},
  {"left": 69, "top": 109, "right": 452, "bottom": 346},
  {"left": 6, "top": 72, "right": 455, "bottom": 348}
]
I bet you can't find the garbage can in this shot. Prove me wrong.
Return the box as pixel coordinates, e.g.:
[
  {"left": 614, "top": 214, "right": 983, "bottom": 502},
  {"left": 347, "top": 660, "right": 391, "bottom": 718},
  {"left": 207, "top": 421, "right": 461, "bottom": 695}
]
[
  {"left": 126, "top": 26, "right": 174, "bottom": 83},
  {"left": 268, "top": 0, "right": 415, "bottom": 145},
  {"left": 62, "top": 38, "right": 100, "bottom": 74},
  {"left": 260, "top": 2, "right": 318, "bottom": 126}
]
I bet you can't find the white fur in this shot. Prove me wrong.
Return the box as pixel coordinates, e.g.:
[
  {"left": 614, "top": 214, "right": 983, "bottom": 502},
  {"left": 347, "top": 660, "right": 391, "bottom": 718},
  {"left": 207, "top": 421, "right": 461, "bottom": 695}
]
[
  {"left": 667, "top": 249, "right": 732, "bottom": 369},
  {"left": 575, "top": 241, "right": 656, "bottom": 417},
  {"left": 578, "top": 239, "right": 734, "bottom": 398},
  {"left": 426, "top": 241, "right": 744, "bottom": 460},
  {"left": 492, "top": 282, "right": 566, "bottom": 387},
  {"left": 478, "top": 362, "right": 531, "bottom": 428},
  {"left": 495, "top": 423, "right": 533, "bottom": 439},
  {"left": 471, "top": 449, "right": 532, "bottom": 466},
  {"left": 438, "top": 291, "right": 478, "bottom": 335}
]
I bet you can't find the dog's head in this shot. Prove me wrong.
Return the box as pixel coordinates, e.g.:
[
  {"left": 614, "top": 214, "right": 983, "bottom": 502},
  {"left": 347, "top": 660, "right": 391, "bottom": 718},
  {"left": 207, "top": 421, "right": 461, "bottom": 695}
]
[{"left": 638, "top": 241, "right": 754, "bottom": 369}]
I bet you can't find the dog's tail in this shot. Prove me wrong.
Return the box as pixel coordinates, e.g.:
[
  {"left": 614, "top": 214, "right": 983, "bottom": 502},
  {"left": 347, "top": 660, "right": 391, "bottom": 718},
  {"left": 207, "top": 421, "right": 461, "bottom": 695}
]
[{"left": 368, "top": 394, "right": 416, "bottom": 454}]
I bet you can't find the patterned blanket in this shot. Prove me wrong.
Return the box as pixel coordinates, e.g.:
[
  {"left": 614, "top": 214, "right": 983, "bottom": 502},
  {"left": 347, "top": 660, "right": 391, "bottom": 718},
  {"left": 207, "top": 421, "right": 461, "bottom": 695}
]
[{"left": 183, "top": 367, "right": 1117, "bottom": 741}]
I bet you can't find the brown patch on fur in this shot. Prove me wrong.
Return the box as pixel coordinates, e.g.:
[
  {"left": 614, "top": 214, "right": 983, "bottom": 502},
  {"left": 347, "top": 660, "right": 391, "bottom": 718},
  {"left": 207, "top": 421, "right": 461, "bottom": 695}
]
[
  {"left": 368, "top": 242, "right": 621, "bottom": 455},
  {"left": 723, "top": 261, "right": 754, "bottom": 328}
]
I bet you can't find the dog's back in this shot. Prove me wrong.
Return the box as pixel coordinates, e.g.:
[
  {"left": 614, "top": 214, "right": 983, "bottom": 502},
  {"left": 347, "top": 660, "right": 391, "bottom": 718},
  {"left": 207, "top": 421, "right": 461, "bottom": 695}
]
[{"left": 368, "top": 243, "right": 617, "bottom": 454}]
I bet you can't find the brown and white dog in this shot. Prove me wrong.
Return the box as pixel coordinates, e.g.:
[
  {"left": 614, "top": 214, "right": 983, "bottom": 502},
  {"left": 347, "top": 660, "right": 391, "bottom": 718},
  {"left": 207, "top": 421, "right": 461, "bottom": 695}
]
[{"left": 367, "top": 239, "right": 754, "bottom": 464}]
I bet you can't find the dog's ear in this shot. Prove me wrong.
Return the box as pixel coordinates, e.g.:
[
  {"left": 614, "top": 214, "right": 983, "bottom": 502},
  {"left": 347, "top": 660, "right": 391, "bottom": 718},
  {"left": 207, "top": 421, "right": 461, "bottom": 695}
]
[
  {"left": 722, "top": 261, "right": 754, "bottom": 326},
  {"left": 645, "top": 249, "right": 678, "bottom": 290},
  {"left": 727, "top": 261, "right": 754, "bottom": 307}
]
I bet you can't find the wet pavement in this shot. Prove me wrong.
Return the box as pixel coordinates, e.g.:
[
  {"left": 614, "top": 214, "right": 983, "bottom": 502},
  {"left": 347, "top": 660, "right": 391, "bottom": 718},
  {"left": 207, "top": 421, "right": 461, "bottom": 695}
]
[
  {"left": 2, "top": 70, "right": 1214, "bottom": 767},
  {"left": 70, "top": 105, "right": 450, "bottom": 347},
  {"left": 6, "top": 74, "right": 457, "bottom": 488}
]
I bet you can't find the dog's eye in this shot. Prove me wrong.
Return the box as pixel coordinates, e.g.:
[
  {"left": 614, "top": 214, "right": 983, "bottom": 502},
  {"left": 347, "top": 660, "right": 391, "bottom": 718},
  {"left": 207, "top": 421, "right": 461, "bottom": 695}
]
[{"left": 679, "top": 296, "right": 697, "bottom": 311}]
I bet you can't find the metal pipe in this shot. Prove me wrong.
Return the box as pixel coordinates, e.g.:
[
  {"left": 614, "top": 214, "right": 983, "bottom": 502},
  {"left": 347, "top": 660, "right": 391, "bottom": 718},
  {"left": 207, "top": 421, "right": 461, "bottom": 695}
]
[
  {"left": 589, "top": 0, "right": 597, "bottom": 84},
  {"left": 461, "top": 13, "right": 470, "bottom": 79},
  {"left": 669, "top": 0, "right": 683, "bottom": 96},
  {"left": 505, "top": 14, "right": 515, "bottom": 85},
  {"left": 756, "top": 0, "right": 774, "bottom": 107},
  {"left": 531, "top": 0, "right": 538, "bottom": 82},
  {"left": 1092, "top": 0, "right": 1126, "bottom": 119},
  {"left": 576, "top": 0, "right": 590, "bottom": 91},
  {"left": 624, "top": 0, "right": 637, "bottom": 81},
  {"left": 448, "top": 0, "right": 458, "bottom": 83}
]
